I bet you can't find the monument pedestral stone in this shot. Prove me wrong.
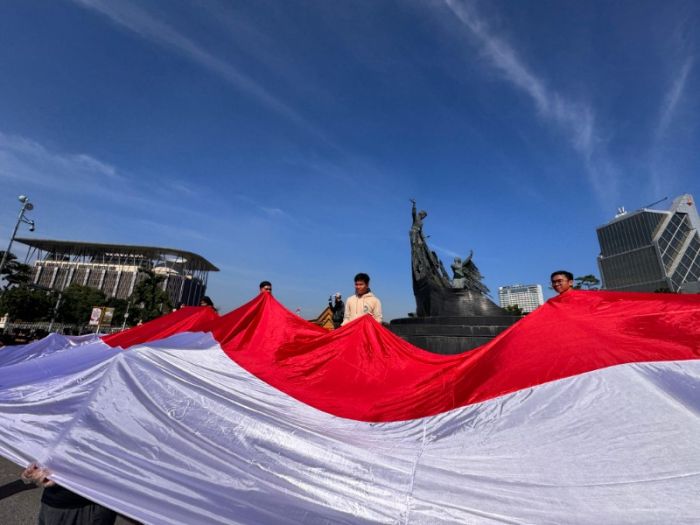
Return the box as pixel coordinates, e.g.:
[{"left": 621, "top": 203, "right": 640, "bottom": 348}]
[{"left": 389, "top": 200, "right": 520, "bottom": 354}]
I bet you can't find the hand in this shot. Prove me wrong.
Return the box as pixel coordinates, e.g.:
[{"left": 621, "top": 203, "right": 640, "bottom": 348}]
[{"left": 20, "top": 463, "right": 56, "bottom": 487}]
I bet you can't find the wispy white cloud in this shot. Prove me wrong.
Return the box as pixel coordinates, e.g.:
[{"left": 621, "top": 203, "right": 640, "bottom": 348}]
[
  {"left": 260, "top": 206, "right": 286, "bottom": 218},
  {"left": 0, "top": 129, "right": 231, "bottom": 248},
  {"left": 232, "top": 194, "right": 284, "bottom": 220},
  {"left": 430, "top": 243, "right": 461, "bottom": 259},
  {"left": 649, "top": 57, "right": 694, "bottom": 196},
  {"left": 656, "top": 57, "right": 693, "bottom": 140},
  {"left": 442, "top": 0, "right": 616, "bottom": 205},
  {"left": 71, "top": 0, "right": 327, "bottom": 141},
  {"left": 0, "top": 131, "right": 124, "bottom": 190},
  {"left": 168, "top": 181, "right": 197, "bottom": 196},
  {"left": 70, "top": 154, "right": 123, "bottom": 181},
  {"left": 197, "top": 1, "right": 335, "bottom": 104},
  {"left": 0, "top": 130, "right": 218, "bottom": 224}
]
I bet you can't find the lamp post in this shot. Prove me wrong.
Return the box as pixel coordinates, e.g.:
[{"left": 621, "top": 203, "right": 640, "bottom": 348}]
[
  {"left": 0, "top": 195, "right": 36, "bottom": 288},
  {"left": 121, "top": 301, "right": 131, "bottom": 330}
]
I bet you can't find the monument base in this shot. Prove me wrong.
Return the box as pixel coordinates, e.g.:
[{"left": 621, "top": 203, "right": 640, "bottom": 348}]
[{"left": 389, "top": 315, "right": 521, "bottom": 355}]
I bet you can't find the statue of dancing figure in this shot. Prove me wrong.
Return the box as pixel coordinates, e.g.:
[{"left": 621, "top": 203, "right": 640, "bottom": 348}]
[{"left": 451, "top": 250, "right": 489, "bottom": 294}]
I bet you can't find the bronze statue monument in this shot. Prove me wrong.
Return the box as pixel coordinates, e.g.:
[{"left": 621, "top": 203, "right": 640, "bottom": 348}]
[
  {"left": 409, "top": 199, "right": 504, "bottom": 317},
  {"left": 391, "top": 200, "right": 520, "bottom": 354}
]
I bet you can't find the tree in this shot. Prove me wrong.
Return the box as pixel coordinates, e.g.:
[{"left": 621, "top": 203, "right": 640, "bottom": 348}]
[
  {"left": 574, "top": 274, "right": 601, "bottom": 290},
  {"left": 0, "top": 251, "right": 32, "bottom": 289},
  {"left": 56, "top": 284, "right": 107, "bottom": 324},
  {"left": 0, "top": 286, "right": 55, "bottom": 321},
  {"left": 105, "top": 297, "right": 132, "bottom": 327},
  {"left": 131, "top": 270, "right": 172, "bottom": 323},
  {"left": 503, "top": 304, "right": 525, "bottom": 316}
]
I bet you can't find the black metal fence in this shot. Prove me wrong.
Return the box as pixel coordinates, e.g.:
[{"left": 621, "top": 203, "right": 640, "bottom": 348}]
[{"left": 0, "top": 321, "right": 124, "bottom": 346}]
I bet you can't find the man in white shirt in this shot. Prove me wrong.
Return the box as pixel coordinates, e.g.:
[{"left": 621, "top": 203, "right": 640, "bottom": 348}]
[{"left": 342, "top": 273, "right": 382, "bottom": 325}]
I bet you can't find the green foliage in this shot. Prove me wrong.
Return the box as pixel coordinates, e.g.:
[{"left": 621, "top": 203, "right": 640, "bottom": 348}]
[
  {"left": 573, "top": 274, "right": 601, "bottom": 290},
  {"left": 0, "top": 286, "right": 55, "bottom": 321},
  {"left": 56, "top": 284, "right": 107, "bottom": 324},
  {"left": 131, "top": 270, "right": 172, "bottom": 323},
  {"left": 503, "top": 304, "right": 525, "bottom": 316},
  {"left": 0, "top": 264, "right": 168, "bottom": 326},
  {"left": 105, "top": 297, "right": 133, "bottom": 327},
  {"left": 0, "top": 251, "right": 32, "bottom": 289}
]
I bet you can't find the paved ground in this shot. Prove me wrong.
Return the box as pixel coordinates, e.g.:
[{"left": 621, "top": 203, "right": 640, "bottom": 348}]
[
  {"left": 0, "top": 456, "right": 134, "bottom": 524},
  {"left": 0, "top": 456, "right": 40, "bottom": 525}
]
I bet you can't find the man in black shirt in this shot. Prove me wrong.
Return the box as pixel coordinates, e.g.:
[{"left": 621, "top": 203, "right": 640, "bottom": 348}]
[
  {"left": 21, "top": 463, "right": 117, "bottom": 525},
  {"left": 328, "top": 293, "right": 345, "bottom": 329}
]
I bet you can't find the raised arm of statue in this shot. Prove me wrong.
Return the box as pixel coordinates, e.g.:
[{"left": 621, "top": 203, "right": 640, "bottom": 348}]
[
  {"left": 410, "top": 200, "right": 427, "bottom": 233},
  {"left": 462, "top": 250, "right": 474, "bottom": 266}
]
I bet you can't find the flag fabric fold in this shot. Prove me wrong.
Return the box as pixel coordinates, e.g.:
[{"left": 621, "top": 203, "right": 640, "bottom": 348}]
[
  {"left": 0, "top": 291, "right": 697, "bottom": 524},
  {"left": 0, "top": 332, "right": 101, "bottom": 367},
  {"left": 102, "top": 305, "right": 219, "bottom": 349},
  {"left": 210, "top": 291, "right": 700, "bottom": 421}
]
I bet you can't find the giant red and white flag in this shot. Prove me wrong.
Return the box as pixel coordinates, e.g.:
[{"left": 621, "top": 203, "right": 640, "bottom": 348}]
[{"left": 0, "top": 291, "right": 698, "bottom": 524}]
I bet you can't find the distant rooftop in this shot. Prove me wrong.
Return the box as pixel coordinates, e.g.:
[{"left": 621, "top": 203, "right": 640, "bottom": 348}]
[
  {"left": 15, "top": 238, "right": 219, "bottom": 272},
  {"left": 599, "top": 193, "right": 696, "bottom": 229}
]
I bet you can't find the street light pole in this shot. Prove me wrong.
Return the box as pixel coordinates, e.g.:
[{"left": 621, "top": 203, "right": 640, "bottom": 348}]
[
  {"left": 48, "top": 290, "right": 63, "bottom": 333},
  {"left": 0, "top": 195, "right": 36, "bottom": 288},
  {"left": 121, "top": 301, "right": 131, "bottom": 330}
]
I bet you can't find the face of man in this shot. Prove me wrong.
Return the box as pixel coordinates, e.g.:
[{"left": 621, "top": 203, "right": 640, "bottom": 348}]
[
  {"left": 551, "top": 274, "right": 573, "bottom": 294},
  {"left": 260, "top": 285, "right": 272, "bottom": 293},
  {"left": 354, "top": 280, "right": 369, "bottom": 296}
]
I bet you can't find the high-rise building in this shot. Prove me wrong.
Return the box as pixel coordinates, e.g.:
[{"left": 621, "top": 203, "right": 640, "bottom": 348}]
[
  {"left": 498, "top": 284, "right": 544, "bottom": 313},
  {"left": 15, "top": 238, "right": 218, "bottom": 306},
  {"left": 597, "top": 194, "right": 700, "bottom": 292}
]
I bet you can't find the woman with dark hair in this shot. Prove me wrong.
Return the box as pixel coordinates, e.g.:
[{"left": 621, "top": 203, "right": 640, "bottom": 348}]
[{"left": 199, "top": 296, "right": 217, "bottom": 311}]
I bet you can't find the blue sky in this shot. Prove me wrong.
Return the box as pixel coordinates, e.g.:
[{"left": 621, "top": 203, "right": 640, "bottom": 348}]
[{"left": 1, "top": 0, "right": 698, "bottom": 320}]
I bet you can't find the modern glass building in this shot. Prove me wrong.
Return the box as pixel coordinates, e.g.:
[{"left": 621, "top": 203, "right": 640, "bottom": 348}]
[
  {"left": 498, "top": 284, "right": 544, "bottom": 313},
  {"left": 597, "top": 194, "right": 700, "bottom": 292}
]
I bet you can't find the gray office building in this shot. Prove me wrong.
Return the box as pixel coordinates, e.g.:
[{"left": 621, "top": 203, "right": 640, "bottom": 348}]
[{"left": 597, "top": 194, "right": 700, "bottom": 292}]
